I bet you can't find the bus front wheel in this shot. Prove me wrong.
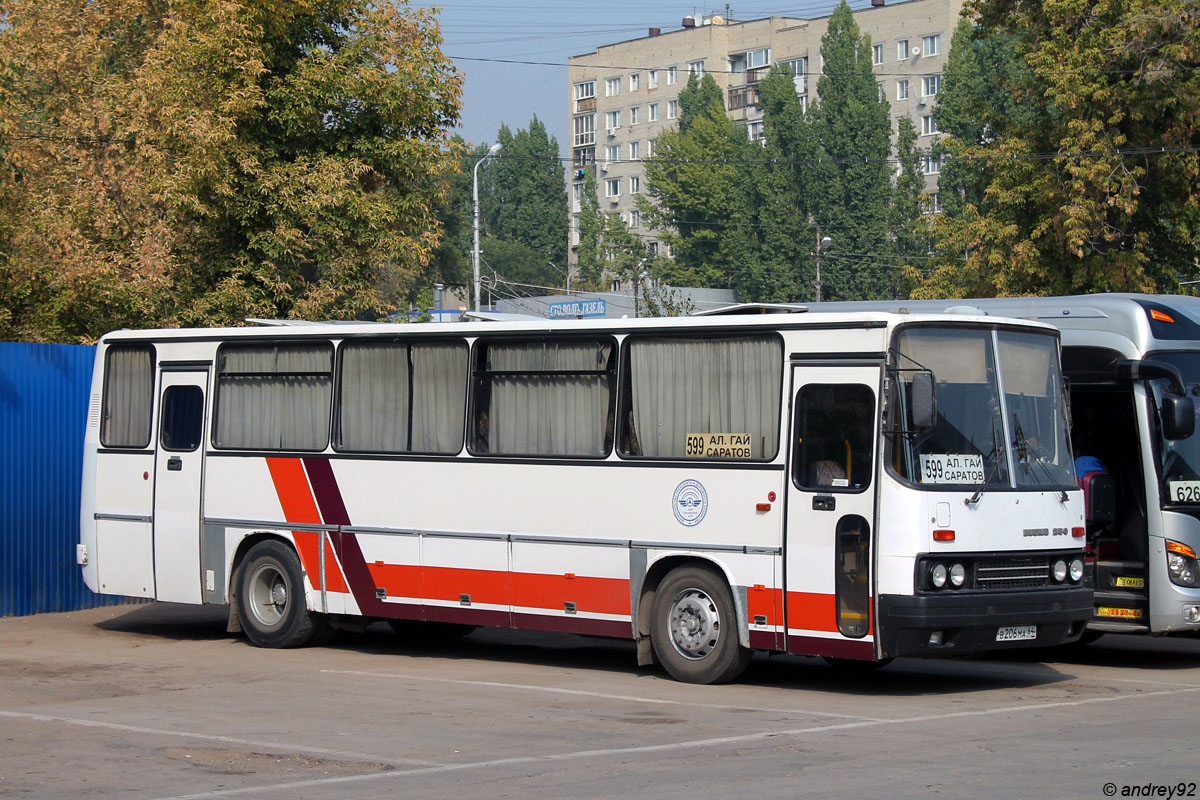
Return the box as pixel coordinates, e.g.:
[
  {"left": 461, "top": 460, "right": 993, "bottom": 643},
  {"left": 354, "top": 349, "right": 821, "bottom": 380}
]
[
  {"left": 237, "top": 540, "right": 324, "bottom": 648},
  {"left": 650, "top": 566, "right": 752, "bottom": 684}
]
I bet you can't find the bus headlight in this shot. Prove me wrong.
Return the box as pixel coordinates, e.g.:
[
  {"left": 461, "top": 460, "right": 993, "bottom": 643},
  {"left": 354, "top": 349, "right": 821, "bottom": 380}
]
[
  {"left": 1166, "top": 541, "right": 1199, "bottom": 588},
  {"left": 1051, "top": 560, "right": 1068, "bottom": 583},
  {"left": 1069, "top": 558, "right": 1084, "bottom": 582},
  {"left": 949, "top": 563, "right": 966, "bottom": 587},
  {"left": 930, "top": 563, "right": 948, "bottom": 589}
]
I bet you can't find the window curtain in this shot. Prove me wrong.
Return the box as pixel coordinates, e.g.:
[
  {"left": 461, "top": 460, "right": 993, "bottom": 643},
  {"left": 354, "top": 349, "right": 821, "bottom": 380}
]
[
  {"left": 216, "top": 345, "right": 332, "bottom": 450},
  {"left": 101, "top": 346, "right": 153, "bottom": 447},
  {"left": 337, "top": 343, "right": 411, "bottom": 452},
  {"left": 489, "top": 342, "right": 611, "bottom": 456},
  {"left": 411, "top": 343, "right": 467, "bottom": 453},
  {"left": 628, "top": 336, "right": 781, "bottom": 458}
]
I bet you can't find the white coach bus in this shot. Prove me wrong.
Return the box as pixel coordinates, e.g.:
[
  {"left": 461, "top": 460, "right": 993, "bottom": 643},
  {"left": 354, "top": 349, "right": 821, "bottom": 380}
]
[{"left": 79, "top": 311, "right": 1091, "bottom": 683}]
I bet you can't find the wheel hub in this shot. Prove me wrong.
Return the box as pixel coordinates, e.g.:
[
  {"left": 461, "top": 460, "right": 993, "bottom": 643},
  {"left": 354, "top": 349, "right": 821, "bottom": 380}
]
[{"left": 668, "top": 589, "right": 719, "bottom": 660}]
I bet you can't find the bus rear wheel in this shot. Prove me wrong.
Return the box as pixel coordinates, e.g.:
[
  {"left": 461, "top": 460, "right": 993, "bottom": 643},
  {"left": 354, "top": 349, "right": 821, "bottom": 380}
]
[
  {"left": 650, "top": 566, "right": 752, "bottom": 684},
  {"left": 237, "top": 540, "right": 324, "bottom": 648}
]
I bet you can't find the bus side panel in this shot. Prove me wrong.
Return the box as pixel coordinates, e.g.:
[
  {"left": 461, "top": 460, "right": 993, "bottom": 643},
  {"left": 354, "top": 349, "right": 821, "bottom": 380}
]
[
  {"left": 511, "top": 541, "right": 631, "bottom": 637},
  {"left": 93, "top": 454, "right": 156, "bottom": 598}
]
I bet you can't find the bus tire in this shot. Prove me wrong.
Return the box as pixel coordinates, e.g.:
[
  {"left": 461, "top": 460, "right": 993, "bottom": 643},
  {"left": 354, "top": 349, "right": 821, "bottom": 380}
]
[
  {"left": 237, "top": 540, "right": 320, "bottom": 648},
  {"left": 650, "top": 566, "right": 752, "bottom": 684}
]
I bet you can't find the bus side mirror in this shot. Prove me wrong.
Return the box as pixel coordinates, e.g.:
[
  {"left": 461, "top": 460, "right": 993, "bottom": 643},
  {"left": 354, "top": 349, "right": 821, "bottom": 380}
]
[
  {"left": 1162, "top": 394, "right": 1196, "bottom": 440},
  {"left": 911, "top": 372, "right": 937, "bottom": 429}
]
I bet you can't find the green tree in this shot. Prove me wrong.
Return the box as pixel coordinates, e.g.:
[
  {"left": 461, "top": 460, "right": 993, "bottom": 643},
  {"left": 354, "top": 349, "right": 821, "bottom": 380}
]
[
  {"left": 0, "top": 0, "right": 461, "bottom": 342},
  {"left": 642, "top": 73, "right": 749, "bottom": 289},
  {"left": 917, "top": 0, "right": 1200, "bottom": 298},
  {"left": 575, "top": 170, "right": 605, "bottom": 288},
  {"left": 479, "top": 117, "right": 568, "bottom": 292},
  {"left": 806, "top": 0, "right": 894, "bottom": 301},
  {"left": 889, "top": 117, "right": 926, "bottom": 297}
]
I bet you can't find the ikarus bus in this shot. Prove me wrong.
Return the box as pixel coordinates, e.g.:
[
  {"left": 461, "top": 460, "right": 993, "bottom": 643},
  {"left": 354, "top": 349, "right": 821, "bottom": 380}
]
[
  {"left": 792, "top": 294, "right": 1200, "bottom": 639},
  {"left": 79, "top": 310, "right": 1091, "bottom": 683}
]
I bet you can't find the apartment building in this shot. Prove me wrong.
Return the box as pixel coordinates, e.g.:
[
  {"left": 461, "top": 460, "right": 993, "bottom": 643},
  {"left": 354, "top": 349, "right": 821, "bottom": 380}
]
[{"left": 566, "top": 0, "right": 964, "bottom": 271}]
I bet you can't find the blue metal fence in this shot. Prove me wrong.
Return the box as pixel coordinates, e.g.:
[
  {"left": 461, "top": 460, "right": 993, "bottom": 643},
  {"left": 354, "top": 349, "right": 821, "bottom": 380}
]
[{"left": 0, "top": 342, "right": 130, "bottom": 617}]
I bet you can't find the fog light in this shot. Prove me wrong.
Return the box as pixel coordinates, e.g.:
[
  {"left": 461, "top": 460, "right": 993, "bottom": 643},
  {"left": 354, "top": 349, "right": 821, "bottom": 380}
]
[
  {"left": 929, "top": 630, "right": 944, "bottom": 645},
  {"left": 931, "top": 563, "right": 948, "bottom": 589},
  {"left": 949, "top": 563, "right": 966, "bottom": 587},
  {"left": 1069, "top": 558, "right": 1084, "bottom": 582},
  {"left": 1052, "top": 560, "right": 1068, "bottom": 582},
  {"left": 1186, "top": 606, "right": 1200, "bottom": 624}
]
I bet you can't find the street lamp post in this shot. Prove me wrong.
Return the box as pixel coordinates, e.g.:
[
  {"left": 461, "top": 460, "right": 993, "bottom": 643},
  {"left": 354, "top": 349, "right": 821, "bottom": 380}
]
[
  {"left": 473, "top": 143, "right": 502, "bottom": 312},
  {"left": 814, "top": 226, "right": 832, "bottom": 303},
  {"left": 434, "top": 282, "right": 444, "bottom": 323}
]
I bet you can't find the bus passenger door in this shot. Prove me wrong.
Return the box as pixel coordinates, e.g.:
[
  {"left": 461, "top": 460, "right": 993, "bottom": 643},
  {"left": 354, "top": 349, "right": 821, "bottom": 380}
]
[
  {"left": 784, "top": 364, "right": 881, "bottom": 660},
  {"left": 152, "top": 370, "right": 209, "bottom": 604}
]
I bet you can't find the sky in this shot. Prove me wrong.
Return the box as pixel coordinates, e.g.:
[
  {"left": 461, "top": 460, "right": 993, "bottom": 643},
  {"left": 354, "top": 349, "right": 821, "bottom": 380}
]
[{"left": 416, "top": 0, "right": 884, "bottom": 153}]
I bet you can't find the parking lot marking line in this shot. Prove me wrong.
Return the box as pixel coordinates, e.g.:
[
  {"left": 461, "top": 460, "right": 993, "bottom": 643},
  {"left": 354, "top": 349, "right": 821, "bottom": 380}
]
[
  {"left": 1106, "top": 676, "right": 1200, "bottom": 688},
  {"left": 0, "top": 709, "right": 442, "bottom": 768},
  {"left": 152, "top": 683, "right": 1200, "bottom": 800},
  {"left": 320, "top": 668, "right": 886, "bottom": 721}
]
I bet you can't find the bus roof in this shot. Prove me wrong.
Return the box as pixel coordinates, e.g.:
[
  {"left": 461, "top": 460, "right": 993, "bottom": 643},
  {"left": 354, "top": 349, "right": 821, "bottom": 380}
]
[{"left": 98, "top": 307, "right": 1058, "bottom": 345}]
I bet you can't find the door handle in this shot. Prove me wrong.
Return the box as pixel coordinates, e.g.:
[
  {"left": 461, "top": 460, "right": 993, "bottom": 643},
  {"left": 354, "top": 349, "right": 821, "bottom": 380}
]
[
  {"left": 167, "top": 457, "right": 182, "bottom": 471},
  {"left": 812, "top": 495, "right": 836, "bottom": 511}
]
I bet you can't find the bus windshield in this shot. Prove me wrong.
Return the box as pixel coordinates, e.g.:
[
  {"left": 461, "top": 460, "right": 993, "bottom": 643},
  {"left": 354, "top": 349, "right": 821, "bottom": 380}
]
[
  {"left": 1147, "top": 352, "right": 1200, "bottom": 504},
  {"left": 891, "top": 327, "right": 1075, "bottom": 490}
]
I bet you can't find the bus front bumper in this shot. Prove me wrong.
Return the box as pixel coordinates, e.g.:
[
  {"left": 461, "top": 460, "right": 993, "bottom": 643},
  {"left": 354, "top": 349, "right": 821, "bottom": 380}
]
[{"left": 877, "top": 587, "right": 1093, "bottom": 659}]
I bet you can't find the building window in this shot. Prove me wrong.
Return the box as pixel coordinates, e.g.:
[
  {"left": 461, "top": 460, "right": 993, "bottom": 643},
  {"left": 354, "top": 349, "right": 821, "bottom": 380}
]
[
  {"left": 897, "top": 79, "right": 909, "bottom": 101},
  {"left": 922, "top": 114, "right": 939, "bottom": 135},
  {"left": 688, "top": 60, "right": 705, "bottom": 78},
  {"left": 922, "top": 154, "right": 942, "bottom": 174},
  {"left": 573, "top": 147, "right": 594, "bottom": 168},
  {"left": 630, "top": 140, "right": 640, "bottom": 160},
  {"left": 606, "top": 178, "right": 620, "bottom": 197},
  {"left": 630, "top": 106, "right": 640, "bottom": 125},
  {"left": 630, "top": 210, "right": 641, "bottom": 228},
  {"left": 930, "top": 192, "right": 943, "bottom": 213},
  {"left": 872, "top": 44, "right": 883, "bottom": 65},
  {"left": 922, "top": 75, "right": 942, "bottom": 97},
  {"left": 629, "top": 73, "right": 640, "bottom": 92},
  {"left": 630, "top": 175, "right": 640, "bottom": 193},
  {"left": 605, "top": 110, "right": 621, "bottom": 130},
  {"left": 922, "top": 34, "right": 941, "bottom": 56},
  {"left": 647, "top": 138, "right": 656, "bottom": 158},
  {"left": 667, "top": 66, "right": 677, "bottom": 85},
  {"left": 897, "top": 40, "right": 909, "bottom": 60},
  {"left": 648, "top": 103, "right": 659, "bottom": 122},
  {"left": 574, "top": 81, "right": 595, "bottom": 101},
  {"left": 747, "top": 120, "right": 764, "bottom": 142},
  {"left": 607, "top": 144, "right": 620, "bottom": 162},
  {"left": 667, "top": 99, "right": 678, "bottom": 119},
  {"left": 877, "top": 81, "right": 884, "bottom": 101},
  {"left": 647, "top": 241, "right": 658, "bottom": 256},
  {"left": 649, "top": 69, "right": 659, "bottom": 89},
  {"left": 573, "top": 114, "right": 596, "bottom": 147},
  {"left": 606, "top": 77, "right": 620, "bottom": 97},
  {"left": 783, "top": 57, "right": 807, "bottom": 96}
]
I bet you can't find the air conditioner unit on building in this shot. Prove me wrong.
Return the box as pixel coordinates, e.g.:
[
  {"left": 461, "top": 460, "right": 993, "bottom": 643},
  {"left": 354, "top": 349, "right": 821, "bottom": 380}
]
[
  {"left": 607, "top": 127, "right": 619, "bottom": 137},
  {"left": 912, "top": 47, "right": 921, "bottom": 56},
  {"left": 917, "top": 96, "right": 926, "bottom": 106},
  {"left": 600, "top": 163, "right": 608, "bottom": 172},
  {"left": 609, "top": 198, "right": 620, "bottom": 205}
]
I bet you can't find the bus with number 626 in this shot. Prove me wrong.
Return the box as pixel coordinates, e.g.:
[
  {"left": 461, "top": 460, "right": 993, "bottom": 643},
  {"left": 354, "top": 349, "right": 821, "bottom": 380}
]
[{"left": 80, "top": 310, "right": 1091, "bottom": 683}]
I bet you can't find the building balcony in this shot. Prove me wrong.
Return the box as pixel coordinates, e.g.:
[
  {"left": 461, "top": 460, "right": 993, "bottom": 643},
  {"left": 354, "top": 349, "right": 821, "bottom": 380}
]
[
  {"left": 728, "top": 85, "right": 760, "bottom": 111},
  {"left": 575, "top": 96, "right": 596, "bottom": 113}
]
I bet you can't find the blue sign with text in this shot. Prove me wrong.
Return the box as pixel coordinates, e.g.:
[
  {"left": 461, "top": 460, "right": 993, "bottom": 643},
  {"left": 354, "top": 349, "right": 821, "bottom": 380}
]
[{"left": 548, "top": 299, "right": 607, "bottom": 319}]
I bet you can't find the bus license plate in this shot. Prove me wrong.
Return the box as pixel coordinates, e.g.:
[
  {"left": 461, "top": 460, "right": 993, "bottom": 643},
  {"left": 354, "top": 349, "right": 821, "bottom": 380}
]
[{"left": 995, "top": 625, "right": 1037, "bottom": 642}]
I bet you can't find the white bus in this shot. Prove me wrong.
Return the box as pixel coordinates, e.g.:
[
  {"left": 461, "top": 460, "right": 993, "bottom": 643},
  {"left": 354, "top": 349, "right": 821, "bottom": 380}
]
[{"left": 79, "top": 311, "right": 1091, "bottom": 683}]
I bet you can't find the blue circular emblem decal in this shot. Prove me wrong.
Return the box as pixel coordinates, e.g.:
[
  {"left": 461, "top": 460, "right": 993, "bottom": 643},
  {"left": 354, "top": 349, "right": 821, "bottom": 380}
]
[{"left": 672, "top": 479, "right": 709, "bottom": 527}]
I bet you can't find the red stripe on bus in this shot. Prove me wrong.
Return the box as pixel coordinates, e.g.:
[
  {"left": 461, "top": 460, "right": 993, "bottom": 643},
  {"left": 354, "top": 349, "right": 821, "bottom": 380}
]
[
  {"left": 785, "top": 591, "right": 874, "bottom": 636},
  {"left": 264, "top": 457, "right": 348, "bottom": 594},
  {"left": 367, "top": 563, "right": 631, "bottom": 617},
  {"left": 747, "top": 586, "right": 783, "bottom": 627}
]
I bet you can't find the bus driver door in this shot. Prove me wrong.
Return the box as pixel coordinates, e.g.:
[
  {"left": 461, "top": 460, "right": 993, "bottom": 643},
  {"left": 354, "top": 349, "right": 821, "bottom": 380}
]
[{"left": 784, "top": 363, "right": 881, "bottom": 661}]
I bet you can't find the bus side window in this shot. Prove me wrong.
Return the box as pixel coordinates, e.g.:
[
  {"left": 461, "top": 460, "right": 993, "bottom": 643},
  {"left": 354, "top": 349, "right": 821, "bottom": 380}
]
[
  {"left": 101, "top": 345, "right": 155, "bottom": 449},
  {"left": 794, "top": 383, "right": 875, "bottom": 492}
]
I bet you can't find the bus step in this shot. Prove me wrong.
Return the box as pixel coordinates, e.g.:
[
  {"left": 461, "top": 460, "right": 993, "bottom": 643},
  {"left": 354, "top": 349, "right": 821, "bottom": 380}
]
[{"left": 1087, "top": 620, "right": 1150, "bottom": 633}]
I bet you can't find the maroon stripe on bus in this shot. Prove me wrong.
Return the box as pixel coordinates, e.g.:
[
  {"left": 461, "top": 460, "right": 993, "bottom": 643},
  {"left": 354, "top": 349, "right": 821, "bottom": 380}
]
[{"left": 301, "top": 458, "right": 351, "bottom": 526}]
